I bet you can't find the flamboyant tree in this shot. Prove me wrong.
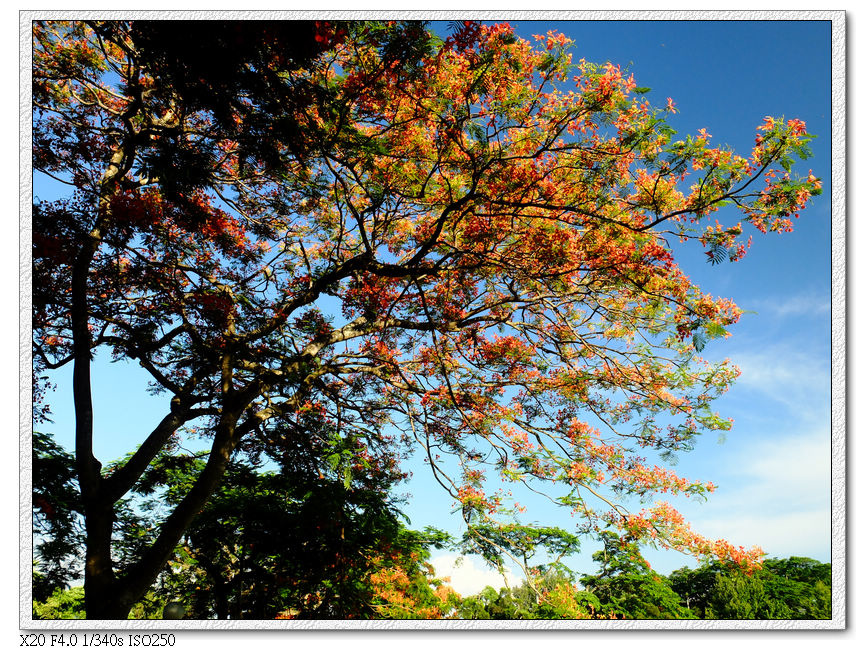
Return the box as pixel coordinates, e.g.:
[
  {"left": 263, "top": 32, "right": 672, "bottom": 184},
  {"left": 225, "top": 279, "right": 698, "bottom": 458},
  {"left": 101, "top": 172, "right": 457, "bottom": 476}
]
[{"left": 32, "top": 19, "right": 820, "bottom": 618}]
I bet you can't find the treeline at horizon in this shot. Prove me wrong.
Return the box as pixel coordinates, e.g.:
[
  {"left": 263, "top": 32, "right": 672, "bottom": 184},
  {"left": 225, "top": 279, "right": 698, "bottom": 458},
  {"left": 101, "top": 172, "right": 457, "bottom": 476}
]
[{"left": 35, "top": 432, "right": 831, "bottom": 621}]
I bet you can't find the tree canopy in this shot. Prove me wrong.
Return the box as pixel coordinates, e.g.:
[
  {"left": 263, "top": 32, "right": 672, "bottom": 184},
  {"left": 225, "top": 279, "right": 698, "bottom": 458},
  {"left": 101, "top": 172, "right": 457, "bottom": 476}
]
[
  {"left": 32, "top": 19, "right": 820, "bottom": 619},
  {"left": 668, "top": 556, "right": 832, "bottom": 620}
]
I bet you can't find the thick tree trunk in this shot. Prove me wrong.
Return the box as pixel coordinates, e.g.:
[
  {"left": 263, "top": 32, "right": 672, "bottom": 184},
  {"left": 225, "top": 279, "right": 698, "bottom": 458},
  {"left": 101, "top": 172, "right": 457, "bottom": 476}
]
[
  {"left": 72, "top": 229, "right": 128, "bottom": 618},
  {"left": 81, "top": 428, "right": 240, "bottom": 618},
  {"left": 196, "top": 553, "right": 230, "bottom": 619},
  {"left": 213, "top": 580, "right": 230, "bottom": 620},
  {"left": 70, "top": 126, "right": 137, "bottom": 620},
  {"left": 84, "top": 575, "right": 136, "bottom": 620}
]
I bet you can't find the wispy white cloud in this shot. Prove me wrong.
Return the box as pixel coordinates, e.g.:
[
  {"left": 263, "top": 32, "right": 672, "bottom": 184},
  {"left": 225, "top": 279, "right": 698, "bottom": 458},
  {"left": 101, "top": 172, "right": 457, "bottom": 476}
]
[
  {"left": 685, "top": 428, "right": 831, "bottom": 561},
  {"left": 730, "top": 343, "right": 830, "bottom": 414},
  {"left": 429, "top": 553, "right": 518, "bottom": 597},
  {"left": 746, "top": 291, "right": 831, "bottom": 320}
]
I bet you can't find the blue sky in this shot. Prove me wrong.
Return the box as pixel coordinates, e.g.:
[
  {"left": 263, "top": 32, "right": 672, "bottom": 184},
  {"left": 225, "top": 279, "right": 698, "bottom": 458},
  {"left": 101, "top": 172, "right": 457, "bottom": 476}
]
[{"left": 33, "top": 18, "right": 834, "bottom": 597}]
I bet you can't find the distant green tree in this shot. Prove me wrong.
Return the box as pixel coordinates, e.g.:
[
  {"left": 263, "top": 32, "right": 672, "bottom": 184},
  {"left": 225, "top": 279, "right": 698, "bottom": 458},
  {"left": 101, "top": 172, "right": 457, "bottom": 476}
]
[
  {"left": 706, "top": 571, "right": 779, "bottom": 619},
  {"left": 456, "top": 568, "right": 601, "bottom": 620},
  {"left": 669, "top": 557, "right": 831, "bottom": 620},
  {"left": 765, "top": 556, "right": 831, "bottom": 585},
  {"left": 668, "top": 562, "right": 724, "bottom": 618},
  {"left": 761, "top": 557, "right": 832, "bottom": 618},
  {"left": 457, "top": 585, "right": 525, "bottom": 619},
  {"left": 580, "top": 532, "right": 694, "bottom": 619},
  {"left": 457, "top": 521, "right": 583, "bottom": 591}
]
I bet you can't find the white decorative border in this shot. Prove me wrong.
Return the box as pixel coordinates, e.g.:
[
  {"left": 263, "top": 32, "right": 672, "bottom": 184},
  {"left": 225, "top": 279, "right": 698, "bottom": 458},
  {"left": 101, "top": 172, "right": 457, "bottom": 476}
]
[{"left": 19, "top": 8, "right": 847, "bottom": 632}]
